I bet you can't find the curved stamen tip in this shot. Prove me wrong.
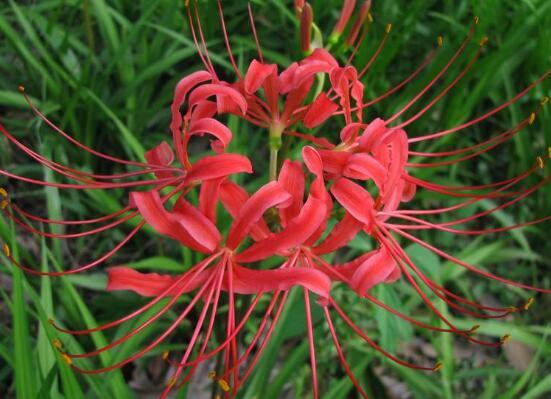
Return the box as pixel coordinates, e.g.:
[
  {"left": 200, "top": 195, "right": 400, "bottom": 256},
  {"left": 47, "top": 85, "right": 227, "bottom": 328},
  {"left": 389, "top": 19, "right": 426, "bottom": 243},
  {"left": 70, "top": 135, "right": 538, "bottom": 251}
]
[
  {"left": 473, "top": 16, "right": 480, "bottom": 25},
  {"left": 183, "top": 0, "right": 190, "bottom": 7},
  {"left": 0, "top": 188, "right": 8, "bottom": 210},
  {"left": 208, "top": 371, "right": 231, "bottom": 392},
  {"left": 167, "top": 376, "right": 177, "bottom": 388},
  {"left": 432, "top": 362, "right": 443, "bottom": 372},
  {"left": 162, "top": 351, "right": 169, "bottom": 360},
  {"left": 385, "top": 23, "right": 392, "bottom": 34},
  {"left": 52, "top": 338, "right": 63, "bottom": 351},
  {"left": 547, "top": 147, "right": 551, "bottom": 159},
  {"left": 437, "top": 35, "right": 443, "bottom": 47},
  {"left": 528, "top": 112, "right": 536, "bottom": 125},
  {"left": 536, "top": 156, "right": 544, "bottom": 169},
  {"left": 541, "top": 96, "right": 549, "bottom": 106},
  {"left": 507, "top": 306, "right": 519, "bottom": 313},
  {"left": 523, "top": 297, "right": 534, "bottom": 311},
  {"left": 18, "top": 85, "right": 25, "bottom": 93},
  {"left": 218, "top": 379, "right": 231, "bottom": 392},
  {"left": 469, "top": 324, "right": 481, "bottom": 334},
  {"left": 500, "top": 334, "right": 511, "bottom": 345},
  {"left": 61, "top": 352, "right": 73, "bottom": 365},
  {"left": 2, "top": 244, "right": 10, "bottom": 258},
  {"left": 48, "top": 318, "right": 55, "bottom": 325},
  {"left": 479, "top": 36, "right": 488, "bottom": 46},
  {"left": 367, "top": 13, "right": 373, "bottom": 23}
]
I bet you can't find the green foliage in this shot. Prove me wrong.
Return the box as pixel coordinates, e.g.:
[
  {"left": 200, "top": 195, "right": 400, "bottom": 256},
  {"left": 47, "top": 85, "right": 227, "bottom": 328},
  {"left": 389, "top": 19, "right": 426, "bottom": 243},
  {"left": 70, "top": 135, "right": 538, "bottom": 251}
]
[{"left": 0, "top": 0, "right": 550, "bottom": 398}]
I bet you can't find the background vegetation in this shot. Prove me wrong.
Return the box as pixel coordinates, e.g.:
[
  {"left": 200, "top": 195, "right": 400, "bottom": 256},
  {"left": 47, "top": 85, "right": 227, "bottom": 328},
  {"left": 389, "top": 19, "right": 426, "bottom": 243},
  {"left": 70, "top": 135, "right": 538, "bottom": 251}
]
[{"left": 0, "top": 0, "right": 550, "bottom": 398}]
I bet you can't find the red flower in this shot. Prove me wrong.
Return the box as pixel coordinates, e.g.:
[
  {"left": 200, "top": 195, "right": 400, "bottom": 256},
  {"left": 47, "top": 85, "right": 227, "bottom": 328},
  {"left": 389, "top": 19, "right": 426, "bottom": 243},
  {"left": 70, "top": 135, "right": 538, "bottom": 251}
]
[{"left": 1, "top": 1, "right": 550, "bottom": 398}]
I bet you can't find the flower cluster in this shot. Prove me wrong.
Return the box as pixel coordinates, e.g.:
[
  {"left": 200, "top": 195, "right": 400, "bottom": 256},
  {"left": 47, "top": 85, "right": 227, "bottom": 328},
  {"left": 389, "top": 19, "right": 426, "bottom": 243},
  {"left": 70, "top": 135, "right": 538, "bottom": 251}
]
[{"left": 1, "top": 1, "right": 550, "bottom": 398}]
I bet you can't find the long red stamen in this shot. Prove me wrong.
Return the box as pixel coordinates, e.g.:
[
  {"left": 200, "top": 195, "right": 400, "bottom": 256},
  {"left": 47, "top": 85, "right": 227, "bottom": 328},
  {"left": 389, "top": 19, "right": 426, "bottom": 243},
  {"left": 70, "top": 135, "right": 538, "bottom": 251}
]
[
  {"left": 248, "top": 3, "right": 264, "bottom": 62},
  {"left": 386, "top": 20, "right": 477, "bottom": 124},
  {"left": 394, "top": 39, "right": 485, "bottom": 129},
  {"left": 408, "top": 75, "right": 550, "bottom": 143},
  {"left": 324, "top": 306, "right": 370, "bottom": 399},
  {"left": 69, "top": 263, "right": 221, "bottom": 375},
  {"left": 331, "top": 299, "right": 438, "bottom": 370},
  {"left": 16, "top": 90, "right": 157, "bottom": 168},
  {"left": 304, "top": 287, "right": 319, "bottom": 399},
  {"left": 217, "top": 0, "right": 242, "bottom": 80},
  {"left": 390, "top": 226, "right": 551, "bottom": 293},
  {"left": 50, "top": 253, "right": 221, "bottom": 335}
]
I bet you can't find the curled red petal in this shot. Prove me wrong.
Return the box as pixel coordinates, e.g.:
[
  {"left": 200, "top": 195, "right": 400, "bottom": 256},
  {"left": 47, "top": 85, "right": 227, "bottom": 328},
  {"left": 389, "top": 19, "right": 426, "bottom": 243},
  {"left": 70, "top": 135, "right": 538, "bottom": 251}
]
[
  {"left": 131, "top": 190, "right": 221, "bottom": 253},
  {"left": 401, "top": 175, "right": 417, "bottom": 202},
  {"left": 188, "top": 84, "right": 247, "bottom": 115},
  {"left": 236, "top": 196, "right": 327, "bottom": 263},
  {"left": 339, "top": 123, "right": 364, "bottom": 143},
  {"left": 219, "top": 181, "right": 271, "bottom": 241},
  {"left": 170, "top": 71, "right": 212, "bottom": 139},
  {"left": 302, "top": 145, "right": 324, "bottom": 175},
  {"left": 244, "top": 59, "right": 278, "bottom": 94},
  {"left": 199, "top": 177, "right": 224, "bottom": 223},
  {"left": 278, "top": 62, "right": 299, "bottom": 94},
  {"left": 278, "top": 160, "right": 305, "bottom": 226},
  {"left": 313, "top": 212, "right": 363, "bottom": 255},
  {"left": 144, "top": 141, "right": 175, "bottom": 180},
  {"left": 293, "top": 61, "right": 334, "bottom": 89},
  {"left": 343, "top": 153, "right": 387, "bottom": 189},
  {"left": 188, "top": 118, "right": 232, "bottom": 151},
  {"left": 304, "top": 92, "right": 339, "bottom": 128},
  {"left": 226, "top": 181, "right": 292, "bottom": 249},
  {"left": 233, "top": 264, "right": 331, "bottom": 298},
  {"left": 190, "top": 100, "right": 217, "bottom": 123},
  {"left": 106, "top": 266, "right": 205, "bottom": 297},
  {"left": 186, "top": 153, "right": 252, "bottom": 182},
  {"left": 351, "top": 246, "right": 397, "bottom": 295},
  {"left": 303, "top": 48, "right": 339, "bottom": 68},
  {"left": 359, "top": 117, "right": 386, "bottom": 150},
  {"left": 330, "top": 178, "right": 374, "bottom": 225},
  {"left": 318, "top": 149, "right": 350, "bottom": 176}
]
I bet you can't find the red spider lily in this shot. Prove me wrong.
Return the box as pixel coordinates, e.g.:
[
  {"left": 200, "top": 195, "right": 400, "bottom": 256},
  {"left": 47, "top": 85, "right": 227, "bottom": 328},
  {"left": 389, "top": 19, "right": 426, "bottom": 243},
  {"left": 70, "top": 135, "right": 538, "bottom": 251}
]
[{"left": 1, "top": 1, "right": 550, "bottom": 398}]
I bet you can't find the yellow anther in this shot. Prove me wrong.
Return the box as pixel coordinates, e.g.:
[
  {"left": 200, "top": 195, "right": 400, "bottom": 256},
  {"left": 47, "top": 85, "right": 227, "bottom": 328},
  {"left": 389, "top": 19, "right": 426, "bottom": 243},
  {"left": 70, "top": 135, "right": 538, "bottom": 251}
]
[
  {"left": 537, "top": 156, "right": 544, "bottom": 169},
  {"left": 184, "top": 0, "right": 190, "bottom": 7},
  {"left": 479, "top": 36, "right": 488, "bottom": 46},
  {"left": 0, "top": 200, "right": 7, "bottom": 210},
  {"left": 367, "top": 13, "right": 373, "bottom": 23},
  {"left": 469, "top": 324, "right": 481, "bottom": 333},
  {"left": 0, "top": 187, "right": 7, "bottom": 199},
  {"left": 207, "top": 370, "right": 217, "bottom": 379},
  {"left": 162, "top": 351, "right": 169, "bottom": 360},
  {"left": 167, "top": 376, "right": 177, "bottom": 388},
  {"left": 385, "top": 24, "right": 392, "bottom": 34},
  {"left": 528, "top": 112, "right": 536, "bottom": 125},
  {"left": 215, "top": 396, "right": 221, "bottom": 399},
  {"left": 60, "top": 353, "right": 72, "bottom": 365},
  {"left": 507, "top": 306, "right": 518, "bottom": 313},
  {"left": 18, "top": 85, "right": 25, "bottom": 93},
  {"left": 547, "top": 146, "right": 551, "bottom": 159},
  {"left": 473, "top": 16, "right": 479, "bottom": 25},
  {"left": 541, "top": 96, "right": 549, "bottom": 105},
  {"left": 500, "top": 334, "right": 511, "bottom": 344},
  {"left": 523, "top": 297, "right": 534, "bottom": 310},
  {"left": 437, "top": 35, "right": 443, "bottom": 47},
  {"left": 217, "top": 379, "right": 231, "bottom": 392},
  {"left": 3, "top": 244, "right": 10, "bottom": 257},
  {"left": 52, "top": 339, "right": 63, "bottom": 350},
  {"left": 433, "top": 362, "right": 443, "bottom": 372}
]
